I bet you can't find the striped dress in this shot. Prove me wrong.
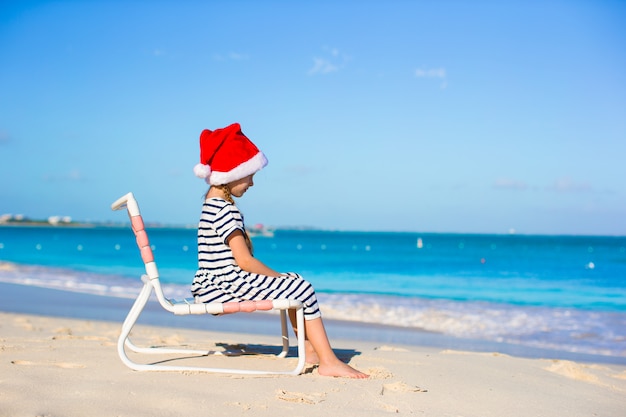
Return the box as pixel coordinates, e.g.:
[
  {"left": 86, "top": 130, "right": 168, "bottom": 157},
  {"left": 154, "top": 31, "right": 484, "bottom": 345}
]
[{"left": 191, "top": 198, "right": 321, "bottom": 320}]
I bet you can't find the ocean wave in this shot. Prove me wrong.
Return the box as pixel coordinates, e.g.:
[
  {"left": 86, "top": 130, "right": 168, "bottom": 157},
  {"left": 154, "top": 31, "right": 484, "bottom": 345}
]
[
  {"left": 1, "top": 261, "right": 624, "bottom": 358},
  {"left": 318, "top": 293, "right": 626, "bottom": 357}
]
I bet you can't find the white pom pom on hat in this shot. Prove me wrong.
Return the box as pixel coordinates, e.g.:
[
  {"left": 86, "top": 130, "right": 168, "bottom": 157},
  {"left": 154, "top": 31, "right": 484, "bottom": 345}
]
[
  {"left": 193, "top": 163, "right": 211, "bottom": 179},
  {"left": 194, "top": 123, "right": 268, "bottom": 185}
]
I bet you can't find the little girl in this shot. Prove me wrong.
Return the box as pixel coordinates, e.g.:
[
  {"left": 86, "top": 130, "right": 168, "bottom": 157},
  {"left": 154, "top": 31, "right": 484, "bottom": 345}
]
[{"left": 191, "top": 123, "right": 368, "bottom": 379}]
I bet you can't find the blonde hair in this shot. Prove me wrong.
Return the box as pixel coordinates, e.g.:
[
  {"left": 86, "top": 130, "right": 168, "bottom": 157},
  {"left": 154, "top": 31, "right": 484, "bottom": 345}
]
[
  {"left": 213, "top": 184, "right": 234, "bottom": 204},
  {"left": 205, "top": 184, "right": 254, "bottom": 254}
]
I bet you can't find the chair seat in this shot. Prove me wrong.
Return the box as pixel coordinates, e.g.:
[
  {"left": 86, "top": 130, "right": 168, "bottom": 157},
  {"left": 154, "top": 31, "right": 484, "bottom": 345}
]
[{"left": 169, "top": 297, "right": 303, "bottom": 316}]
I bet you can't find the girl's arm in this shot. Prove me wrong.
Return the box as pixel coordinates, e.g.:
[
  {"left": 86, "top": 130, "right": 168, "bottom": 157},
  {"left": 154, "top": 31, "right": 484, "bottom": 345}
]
[{"left": 227, "top": 230, "right": 281, "bottom": 277}]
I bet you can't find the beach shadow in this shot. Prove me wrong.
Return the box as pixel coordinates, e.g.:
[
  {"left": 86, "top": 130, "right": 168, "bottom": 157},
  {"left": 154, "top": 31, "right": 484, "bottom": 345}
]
[
  {"left": 216, "top": 342, "right": 363, "bottom": 362},
  {"left": 145, "top": 342, "right": 362, "bottom": 367}
]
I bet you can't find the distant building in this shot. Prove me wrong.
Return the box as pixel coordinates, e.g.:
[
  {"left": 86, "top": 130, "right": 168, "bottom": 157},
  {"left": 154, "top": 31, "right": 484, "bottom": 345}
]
[
  {"left": 0, "top": 214, "right": 26, "bottom": 224},
  {"left": 48, "top": 216, "right": 72, "bottom": 225}
]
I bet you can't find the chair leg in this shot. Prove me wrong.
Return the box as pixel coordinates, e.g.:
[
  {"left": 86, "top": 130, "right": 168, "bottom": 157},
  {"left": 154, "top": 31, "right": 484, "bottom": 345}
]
[
  {"left": 117, "top": 278, "right": 154, "bottom": 370},
  {"left": 277, "top": 309, "right": 289, "bottom": 358},
  {"left": 293, "top": 307, "right": 307, "bottom": 374},
  {"left": 117, "top": 278, "right": 306, "bottom": 375}
]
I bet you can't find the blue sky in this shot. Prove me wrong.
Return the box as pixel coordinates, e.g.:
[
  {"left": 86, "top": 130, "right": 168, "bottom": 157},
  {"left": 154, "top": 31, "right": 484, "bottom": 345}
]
[{"left": 1, "top": 1, "right": 625, "bottom": 235}]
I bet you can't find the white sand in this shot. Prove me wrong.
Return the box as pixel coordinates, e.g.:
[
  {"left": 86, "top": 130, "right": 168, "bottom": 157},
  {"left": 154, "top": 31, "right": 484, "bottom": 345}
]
[{"left": 1, "top": 311, "right": 625, "bottom": 416}]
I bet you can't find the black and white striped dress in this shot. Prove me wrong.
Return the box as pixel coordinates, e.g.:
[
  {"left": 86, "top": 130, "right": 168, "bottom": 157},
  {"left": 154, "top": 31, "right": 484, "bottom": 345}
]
[{"left": 191, "top": 198, "right": 321, "bottom": 320}]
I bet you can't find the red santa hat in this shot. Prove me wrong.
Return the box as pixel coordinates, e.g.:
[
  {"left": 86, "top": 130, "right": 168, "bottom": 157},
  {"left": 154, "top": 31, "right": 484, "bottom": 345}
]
[{"left": 193, "top": 123, "right": 268, "bottom": 185}]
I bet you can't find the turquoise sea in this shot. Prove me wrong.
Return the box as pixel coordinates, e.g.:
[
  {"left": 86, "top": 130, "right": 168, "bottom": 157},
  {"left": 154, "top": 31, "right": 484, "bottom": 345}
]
[{"left": 1, "top": 225, "right": 625, "bottom": 360}]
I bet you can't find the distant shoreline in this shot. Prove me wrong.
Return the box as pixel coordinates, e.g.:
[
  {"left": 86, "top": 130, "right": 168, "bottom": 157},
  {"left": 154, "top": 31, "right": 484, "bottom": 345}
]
[
  {"left": 0, "top": 221, "right": 119, "bottom": 229},
  {"left": 0, "top": 221, "right": 624, "bottom": 237},
  {"left": 0, "top": 220, "right": 195, "bottom": 229}
]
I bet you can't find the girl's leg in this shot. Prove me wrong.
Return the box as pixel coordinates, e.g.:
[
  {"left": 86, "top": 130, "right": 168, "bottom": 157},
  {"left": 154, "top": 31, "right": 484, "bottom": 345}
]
[
  {"left": 289, "top": 310, "right": 368, "bottom": 378},
  {"left": 304, "top": 317, "right": 368, "bottom": 378},
  {"left": 281, "top": 274, "right": 366, "bottom": 377},
  {"left": 289, "top": 310, "right": 319, "bottom": 365}
]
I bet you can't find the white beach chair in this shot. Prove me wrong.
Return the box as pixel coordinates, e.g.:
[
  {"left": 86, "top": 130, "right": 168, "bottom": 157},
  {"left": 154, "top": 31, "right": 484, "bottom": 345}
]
[{"left": 111, "top": 192, "right": 306, "bottom": 375}]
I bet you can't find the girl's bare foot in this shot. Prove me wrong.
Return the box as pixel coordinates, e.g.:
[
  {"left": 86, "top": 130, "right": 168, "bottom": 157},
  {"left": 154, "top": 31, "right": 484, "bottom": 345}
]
[{"left": 317, "top": 359, "right": 369, "bottom": 379}]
